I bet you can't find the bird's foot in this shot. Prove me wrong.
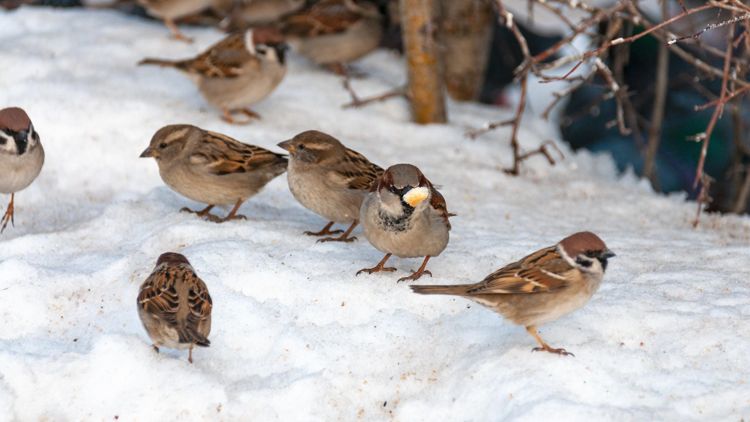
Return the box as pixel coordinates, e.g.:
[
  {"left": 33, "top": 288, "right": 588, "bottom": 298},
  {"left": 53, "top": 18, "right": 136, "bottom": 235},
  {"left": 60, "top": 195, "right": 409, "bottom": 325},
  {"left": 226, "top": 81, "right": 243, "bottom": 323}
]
[
  {"left": 398, "top": 269, "right": 432, "bottom": 283},
  {"left": 532, "top": 346, "right": 574, "bottom": 357}
]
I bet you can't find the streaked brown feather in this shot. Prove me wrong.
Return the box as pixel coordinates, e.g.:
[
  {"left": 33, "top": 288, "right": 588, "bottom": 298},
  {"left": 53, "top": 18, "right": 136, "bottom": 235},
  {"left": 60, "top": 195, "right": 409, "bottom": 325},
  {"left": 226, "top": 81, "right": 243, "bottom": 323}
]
[
  {"left": 179, "top": 33, "right": 260, "bottom": 78},
  {"left": 467, "top": 247, "right": 572, "bottom": 295},
  {"left": 337, "top": 147, "right": 383, "bottom": 190},
  {"left": 190, "top": 131, "right": 287, "bottom": 176},
  {"left": 282, "top": 0, "right": 363, "bottom": 37}
]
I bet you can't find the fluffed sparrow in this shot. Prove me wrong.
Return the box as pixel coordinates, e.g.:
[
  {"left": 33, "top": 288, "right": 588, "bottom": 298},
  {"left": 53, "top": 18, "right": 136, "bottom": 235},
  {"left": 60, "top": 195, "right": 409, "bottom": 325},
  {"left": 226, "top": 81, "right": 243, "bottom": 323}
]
[
  {"left": 279, "top": 0, "right": 383, "bottom": 74},
  {"left": 139, "top": 30, "right": 288, "bottom": 124},
  {"left": 0, "top": 107, "right": 44, "bottom": 233},
  {"left": 137, "top": 252, "right": 213, "bottom": 363},
  {"left": 137, "top": 0, "right": 216, "bottom": 42},
  {"left": 411, "top": 231, "right": 615, "bottom": 356},
  {"left": 277, "top": 130, "right": 383, "bottom": 242},
  {"left": 140, "top": 124, "right": 288, "bottom": 222},
  {"left": 357, "top": 164, "right": 452, "bottom": 282},
  {"left": 221, "top": 0, "right": 305, "bottom": 31}
]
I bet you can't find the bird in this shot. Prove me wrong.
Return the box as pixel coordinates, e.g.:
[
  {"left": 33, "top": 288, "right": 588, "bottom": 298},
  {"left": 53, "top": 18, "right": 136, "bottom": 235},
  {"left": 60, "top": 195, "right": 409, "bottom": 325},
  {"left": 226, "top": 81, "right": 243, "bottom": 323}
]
[
  {"left": 411, "top": 231, "right": 615, "bottom": 356},
  {"left": 137, "top": 0, "right": 216, "bottom": 42},
  {"left": 357, "top": 163, "right": 452, "bottom": 282},
  {"left": 138, "top": 30, "right": 288, "bottom": 124},
  {"left": 0, "top": 107, "right": 44, "bottom": 234},
  {"left": 277, "top": 130, "right": 383, "bottom": 242},
  {"left": 278, "top": 0, "right": 383, "bottom": 75},
  {"left": 221, "top": 0, "right": 305, "bottom": 31},
  {"left": 140, "top": 124, "right": 288, "bottom": 222},
  {"left": 137, "top": 252, "right": 213, "bottom": 363}
]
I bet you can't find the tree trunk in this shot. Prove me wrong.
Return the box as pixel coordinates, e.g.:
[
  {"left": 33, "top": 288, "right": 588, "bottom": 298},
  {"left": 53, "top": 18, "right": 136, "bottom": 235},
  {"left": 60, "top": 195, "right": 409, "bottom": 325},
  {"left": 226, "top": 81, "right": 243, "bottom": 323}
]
[
  {"left": 440, "top": 0, "right": 493, "bottom": 101},
  {"left": 401, "top": 0, "right": 447, "bottom": 124}
]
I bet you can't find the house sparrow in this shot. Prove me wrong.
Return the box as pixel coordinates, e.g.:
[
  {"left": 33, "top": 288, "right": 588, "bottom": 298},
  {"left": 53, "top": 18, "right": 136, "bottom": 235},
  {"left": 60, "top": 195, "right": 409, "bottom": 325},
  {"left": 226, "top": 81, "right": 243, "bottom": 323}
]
[
  {"left": 279, "top": 0, "right": 383, "bottom": 74},
  {"left": 137, "top": 0, "right": 216, "bottom": 42},
  {"left": 411, "top": 231, "right": 615, "bottom": 356},
  {"left": 221, "top": 0, "right": 305, "bottom": 31},
  {"left": 137, "top": 252, "right": 212, "bottom": 363},
  {"left": 357, "top": 164, "right": 452, "bottom": 282},
  {"left": 277, "top": 130, "right": 383, "bottom": 242},
  {"left": 138, "top": 30, "right": 288, "bottom": 124},
  {"left": 140, "top": 124, "right": 287, "bottom": 222},
  {"left": 0, "top": 107, "right": 44, "bottom": 233}
]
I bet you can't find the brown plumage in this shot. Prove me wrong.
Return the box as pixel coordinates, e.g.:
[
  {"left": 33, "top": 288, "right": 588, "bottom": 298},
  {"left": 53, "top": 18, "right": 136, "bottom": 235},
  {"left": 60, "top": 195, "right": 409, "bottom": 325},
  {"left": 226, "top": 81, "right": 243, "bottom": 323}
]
[
  {"left": 411, "top": 232, "right": 615, "bottom": 356},
  {"left": 138, "top": 30, "right": 288, "bottom": 123},
  {"left": 140, "top": 124, "right": 288, "bottom": 222},
  {"left": 137, "top": 252, "right": 213, "bottom": 363},
  {"left": 358, "top": 164, "right": 452, "bottom": 282},
  {"left": 279, "top": 130, "right": 383, "bottom": 242}
]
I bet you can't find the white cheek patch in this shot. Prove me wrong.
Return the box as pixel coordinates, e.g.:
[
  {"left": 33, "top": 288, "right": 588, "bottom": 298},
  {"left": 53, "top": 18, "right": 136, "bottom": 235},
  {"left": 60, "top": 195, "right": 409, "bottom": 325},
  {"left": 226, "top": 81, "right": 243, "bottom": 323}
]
[
  {"left": 244, "top": 30, "right": 255, "bottom": 55},
  {"left": 0, "top": 132, "right": 14, "bottom": 152},
  {"left": 403, "top": 187, "right": 430, "bottom": 207}
]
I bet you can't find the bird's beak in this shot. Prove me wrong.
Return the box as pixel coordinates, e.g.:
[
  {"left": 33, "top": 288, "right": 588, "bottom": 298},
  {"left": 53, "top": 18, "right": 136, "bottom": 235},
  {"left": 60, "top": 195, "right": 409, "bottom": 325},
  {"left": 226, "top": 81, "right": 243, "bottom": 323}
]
[
  {"left": 602, "top": 249, "right": 616, "bottom": 259},
  {"left": 140, "top": 146, "right": 155, "bottom": 158},
  {"left": 277, "top": 140, "right": 294, "bottom": 153},
  {"left": 402, "top": 186, "right": 430, "bottom": 207}
]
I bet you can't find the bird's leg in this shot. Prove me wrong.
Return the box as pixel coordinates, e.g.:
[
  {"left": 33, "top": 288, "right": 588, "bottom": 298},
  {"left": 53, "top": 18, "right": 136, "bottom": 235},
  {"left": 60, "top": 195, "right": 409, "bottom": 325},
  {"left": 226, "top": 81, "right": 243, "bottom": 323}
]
[
  {"left": 318, "top": 220, "right": 358, "bottom": 243},
  {"left": 304, "top": 221, "right": 343, "bottom": 236},
  {"left": 327, "top": 62, "right": 348, "bottom": 76},
  {"left": 398, "top": 256, "right": 433, "bottom": 282},
  {"left": 164, "top": 18, "right": 192, "bottom": 43},
  {"left": 1, "top": 193, "right": 15, "bottom": 233},
  {"left": 188, "top": 345, "right": 194, "bottom": 364},
  {"left": 526, "top": 326, "right": 574, "bottom": 357},
  {"left": 181, "top": 204, "right": 215, "bottom": 216},
  {"left": 152, "top": 345, "right": 160, "bottom": 354},
  {"left": 356, "top": 253, "right": 397, "bottom": 276},
  {"left": 221, "top": 108, "right": 259, "bottom": 125},
  {"left": 212, "top": 199, "right": 247, "bottom": 223}
]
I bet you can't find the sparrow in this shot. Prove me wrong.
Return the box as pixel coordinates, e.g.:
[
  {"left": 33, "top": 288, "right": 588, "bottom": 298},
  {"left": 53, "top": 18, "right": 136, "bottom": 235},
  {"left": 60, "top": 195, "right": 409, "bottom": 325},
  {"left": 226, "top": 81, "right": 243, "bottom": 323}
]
[
  {"left": 411, "top": 231, "right": 615, "bottom": 356},
  {"left": 0, "top": 107, "right": 44, "bottom": 234},
  {"left": 221, "top": 0, "right": 305, "bottom": 31},
  {"left": 140, "top": 124, "right": 288, "bottom": 222},
  {"left": 357, "top": 164, "right": 452, "bottom": 282},
  {"left": 138, "top": 30, "right": 288, "bottom": 124},
  {"left": 277, "top": 130, "right": 383, "bottom": 242},
  {"left": 137, "top": 0, "right": 216, "bottom": 42},
  {"left": 278, "top": 0, "right": 383, "bottom": 74},
  {"left": 137, "top": 252, "right": 212, "bottom": 363}
]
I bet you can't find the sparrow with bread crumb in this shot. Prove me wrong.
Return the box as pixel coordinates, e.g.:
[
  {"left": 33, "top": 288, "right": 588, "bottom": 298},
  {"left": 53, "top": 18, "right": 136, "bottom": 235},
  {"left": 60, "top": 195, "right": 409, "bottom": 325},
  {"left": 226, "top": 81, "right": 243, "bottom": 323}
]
[{"left": 358, "top": 164, "right": 452, "bottom": 282}]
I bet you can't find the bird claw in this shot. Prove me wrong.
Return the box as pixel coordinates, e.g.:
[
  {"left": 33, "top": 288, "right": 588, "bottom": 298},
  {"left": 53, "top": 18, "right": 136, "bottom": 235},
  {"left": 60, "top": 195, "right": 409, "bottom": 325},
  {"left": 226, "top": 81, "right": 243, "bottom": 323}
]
[
  {"left": 532, "top": 346, "right": 574, "bottom": 357},
  {"left": 305, "top": 229, "right": 344, "bottom": 236},
  {"left": 397, "top": 270, "right": 432, "bottom": 283},
  {"left": 206, "top": 214, "right": 247, "bottom": 223}
]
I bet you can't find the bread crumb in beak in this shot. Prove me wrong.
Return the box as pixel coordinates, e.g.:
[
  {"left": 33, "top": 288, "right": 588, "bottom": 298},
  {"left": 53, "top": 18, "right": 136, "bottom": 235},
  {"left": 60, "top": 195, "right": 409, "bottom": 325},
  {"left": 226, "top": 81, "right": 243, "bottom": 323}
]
[{"left": 403, "top": 187, "right": 429, "bottom": 207}]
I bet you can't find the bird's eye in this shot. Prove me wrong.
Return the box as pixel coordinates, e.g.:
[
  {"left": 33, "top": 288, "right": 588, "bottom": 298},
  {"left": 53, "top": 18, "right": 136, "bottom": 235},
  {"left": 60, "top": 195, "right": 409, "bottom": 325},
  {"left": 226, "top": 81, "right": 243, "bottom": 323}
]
[
  {"left": 298, "top": 144, "right": 305, "bottom": 150},
  {"left": 159, "top": 142, "right": 167, "bottom": 149}
]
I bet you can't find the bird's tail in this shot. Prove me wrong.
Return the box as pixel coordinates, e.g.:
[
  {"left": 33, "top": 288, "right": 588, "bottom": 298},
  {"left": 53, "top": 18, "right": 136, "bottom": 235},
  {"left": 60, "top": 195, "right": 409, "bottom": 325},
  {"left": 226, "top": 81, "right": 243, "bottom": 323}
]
[
  {"left": 138, "top": 58, "right": 183, "bottom": 68},
  {"left": 410, "top": 284, "right": 468, "bottom": 296}
]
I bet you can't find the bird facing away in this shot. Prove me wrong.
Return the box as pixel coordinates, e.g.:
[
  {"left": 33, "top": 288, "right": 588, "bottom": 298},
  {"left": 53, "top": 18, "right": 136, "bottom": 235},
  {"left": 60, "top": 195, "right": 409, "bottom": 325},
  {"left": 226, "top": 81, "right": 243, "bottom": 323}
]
[
  {"left": 137, "top": 252, "right": 213, "bottom": 363},
  {"left": 0, "top": 107, "right": 44, "bottom": 233},
  {"left": 411, "top": 231, "right": 615, "bottom": 356},
  {"left": 140, "top": 124, "right": 288, "bottom": 223},
  {"left": 278, "top": 130, "right": 383, "bottom": 242},
  {"left": 138, "top": 30, "right": 288, "bottom": 124},
  {"left": 278, "top": 0, "right": 383, "bottom": 75},
  {"left": 358, "top": 163, "right": 452, "bottom": 282}
]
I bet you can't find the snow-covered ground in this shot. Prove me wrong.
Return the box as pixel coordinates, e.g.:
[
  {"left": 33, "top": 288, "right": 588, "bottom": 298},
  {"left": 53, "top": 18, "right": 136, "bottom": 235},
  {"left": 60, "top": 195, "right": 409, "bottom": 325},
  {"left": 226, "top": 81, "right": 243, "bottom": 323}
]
[{"left": 1, "top": 8, "right": 749, "bottom": 421}]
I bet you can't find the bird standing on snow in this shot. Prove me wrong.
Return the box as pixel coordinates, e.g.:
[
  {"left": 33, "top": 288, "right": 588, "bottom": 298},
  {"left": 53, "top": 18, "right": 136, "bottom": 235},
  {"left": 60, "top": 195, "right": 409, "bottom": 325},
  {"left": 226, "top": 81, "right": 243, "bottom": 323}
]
[
  {"left": 411, "top": 231, "right": 615, "bottom": 356},
  {"left": 358, "top": 164, "right": 452, "bottom": 282},
  {"left": 0, "top": 107, "right": 44, "bottom": 233},
  {"left": 140, "top": 124, "right": 288, "bottom": 223},
  {"left": 138, "top": 30, "right": 288, "bottom": 124},
  {"left": 137, "top": 0, "right": 216, "bottom": 42},
  {"left": 278, "top": 130, "right": 383, "bottom": 242},
  {"left": 137, "top": 252, "right": 213, "bottom": 363}
]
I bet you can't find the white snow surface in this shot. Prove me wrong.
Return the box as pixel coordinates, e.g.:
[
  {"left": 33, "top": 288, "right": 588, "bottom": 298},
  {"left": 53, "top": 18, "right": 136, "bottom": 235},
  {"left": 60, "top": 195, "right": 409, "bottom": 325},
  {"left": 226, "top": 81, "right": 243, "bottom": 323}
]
[{"left": 1, "top": 8, "right": 750, "bottom": 421}]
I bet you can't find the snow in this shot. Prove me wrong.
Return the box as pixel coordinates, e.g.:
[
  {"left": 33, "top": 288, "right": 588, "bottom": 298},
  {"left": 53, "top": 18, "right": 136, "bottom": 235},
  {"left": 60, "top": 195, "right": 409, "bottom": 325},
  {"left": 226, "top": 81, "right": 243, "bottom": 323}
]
[{"left": 1, "top": 7, "right": 749, "bottom": 421}]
